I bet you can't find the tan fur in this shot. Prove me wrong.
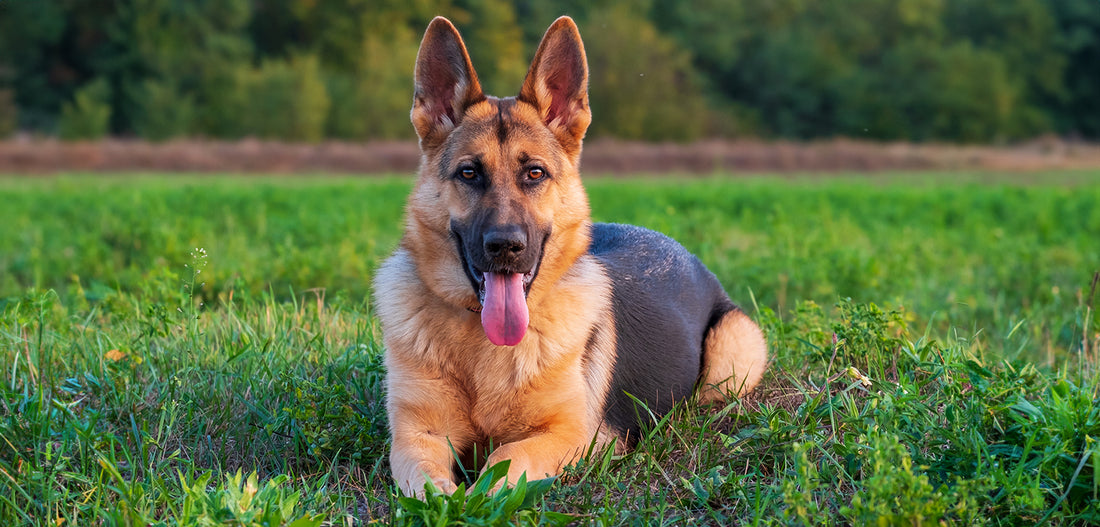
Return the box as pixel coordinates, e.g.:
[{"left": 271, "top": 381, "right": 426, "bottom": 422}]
[
  {"left": 377, "top": 16, "right": 617, "bottom": 496},
  {"left": 375, "top": 16, "right": 764, "bottom": 497},
  {"left": 377, "top": 248, "right": 617, "bottom": 494},
  {"left": 697, "top": 309, "right": 770, "bottom": 404}
]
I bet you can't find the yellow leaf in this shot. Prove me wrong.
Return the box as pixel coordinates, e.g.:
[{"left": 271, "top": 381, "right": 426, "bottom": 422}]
[{"left": 104, "top": 349, "right": 125, "bottom": 361}]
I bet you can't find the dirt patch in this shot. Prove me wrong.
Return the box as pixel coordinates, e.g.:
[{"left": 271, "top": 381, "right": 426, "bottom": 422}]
[{"left": 1, "top": 136, "right": 1098, "bottom": 175}]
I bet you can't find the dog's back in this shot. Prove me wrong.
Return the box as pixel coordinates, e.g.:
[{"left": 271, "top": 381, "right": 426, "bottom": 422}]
[{"left": 589, "top": 223, "right": 761, "bottom": 441}]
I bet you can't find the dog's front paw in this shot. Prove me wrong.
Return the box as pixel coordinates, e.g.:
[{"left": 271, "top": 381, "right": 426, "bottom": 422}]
[
  {"left": 483, "top": 443, "right": 542, "bottom": 491},
  {"left": 425, "top": 476, "right": 458, "bottom": 496},
  {"left": 396, "top": 461, "right": 458, "bottom": 497}
]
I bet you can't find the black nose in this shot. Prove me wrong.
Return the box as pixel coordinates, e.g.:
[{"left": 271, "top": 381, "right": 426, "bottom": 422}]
[{"left": 484, "top": 225, "right": 527, "bottom": 259}]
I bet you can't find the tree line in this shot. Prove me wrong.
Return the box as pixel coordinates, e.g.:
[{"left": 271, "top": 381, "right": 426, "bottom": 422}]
[{"left": 0, "top": 0, "right": 1096, "bottom": 143}]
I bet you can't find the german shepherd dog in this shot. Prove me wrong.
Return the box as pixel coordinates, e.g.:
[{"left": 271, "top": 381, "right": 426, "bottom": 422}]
[{"left": 373, "top": 16, "right": 768, "bottom": 496}]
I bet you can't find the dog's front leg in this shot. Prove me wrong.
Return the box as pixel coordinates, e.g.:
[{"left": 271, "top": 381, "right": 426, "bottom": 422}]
[
  {"left": 389, "top": 424, "right": 463, "bottom": 496},
  {"left": 387, "top": 363, "right": 474, "bottom": 497},
  {"left": 482, "top": 401, "right": 593, "bottom": 487},
  {"left": 483, "top": 436, "right": 585, "bottom": 487}
]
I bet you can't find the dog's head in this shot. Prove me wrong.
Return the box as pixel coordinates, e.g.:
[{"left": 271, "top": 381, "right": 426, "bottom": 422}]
[{"left": 402, "top": 17, "right": 593, "bottom": 347}]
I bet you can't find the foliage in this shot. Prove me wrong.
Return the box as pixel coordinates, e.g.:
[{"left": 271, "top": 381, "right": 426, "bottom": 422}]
[
  {"left": 269, "top": 365, "right": 389, "bottom": 461},
  {"left": 130, "top": 78, "right": 196, "bottom": 141},
  {"left": 941, "top": 0, "right": 1064, "bottom": 137},
  {"left": 0, "top": 90, "right": 15, "bottom": 138},
  {"left": 108, "top": 470, "right": 326, "bottom": 525},
  {"left": 396, "top": 461, "right": 572, "bottom": 526},
  {"left": 836, "top": 40, "right": 1019, "bottom": 141},
  {"left": 58, "top": 78, "right": 112, "bottom": 140},
  {"left": 198, "top": 66, "right": 254, "bottom": 139},
  {"left": 839, "top": 432, "right": 986, "bottom": 525},
  {"left": 454, "top": 0, "right": 528, "bottom": 97},
  {"left": 241, "top": 55, "right": 332, "bottom": 142},
  {"left": 358, "top": 24, "right": 422, "bottom": 140},
  {"left": 1045, "top": 0, "right": 1100, "bottom": 137},
  {"left": 653, "top": 0, "right": 1086, "bottom": 141},
  {"left": 583, "top": 5, "right": 708, "bottom": 141},
  {"left": 0, "top": 0, "right": 84, "bottom": 131},
  {"left": 111, "top": 0, "right": 253, "bottom": 139},
  {"left": 2, "top": 0, "right": 1099, "bottom": 141}
]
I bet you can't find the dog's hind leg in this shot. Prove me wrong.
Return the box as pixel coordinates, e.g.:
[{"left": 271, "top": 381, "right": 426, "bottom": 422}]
[{"left": 697, "top": 307, "right": 768, "bottom": 404}]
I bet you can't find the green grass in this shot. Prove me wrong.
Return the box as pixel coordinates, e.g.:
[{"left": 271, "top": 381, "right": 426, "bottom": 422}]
[{"left": 1, "top": 172, "right": 1099, "bottom": 525}]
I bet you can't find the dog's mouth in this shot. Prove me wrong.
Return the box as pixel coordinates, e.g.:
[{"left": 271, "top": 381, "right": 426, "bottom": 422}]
[
  {"left": 453, "top": 230, "right": 546, "bottom": 347},
  {"left": 473, "top": 269, "right": 535, "bottom": 346},
  {"left": 474, "top": 269, "right": 537, "bottom": 306}
]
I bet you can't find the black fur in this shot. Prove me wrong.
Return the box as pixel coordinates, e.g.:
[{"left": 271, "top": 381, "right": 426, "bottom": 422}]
[{"left": 586, "top": 223, "right": 734, "bottom": 442}]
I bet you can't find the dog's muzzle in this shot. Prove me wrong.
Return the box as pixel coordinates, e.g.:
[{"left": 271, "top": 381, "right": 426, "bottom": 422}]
[{"left": 452, "top": 222, "right": 548, "bottom": 346}]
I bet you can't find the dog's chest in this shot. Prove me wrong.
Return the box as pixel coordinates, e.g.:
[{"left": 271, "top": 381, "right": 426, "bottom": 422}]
[
  {"left": 435, "top": 326, "right": 586, "bottom": 436},
  {"left": 434, "top": 356, "right": 534, "bottom": 442}
]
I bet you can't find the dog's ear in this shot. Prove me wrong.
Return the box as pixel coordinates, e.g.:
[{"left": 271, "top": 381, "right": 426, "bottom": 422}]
[
  {"left": 411, "top": 17, "right": 485, "bottom": 148},
  {"left": 518, "top": 16, "right": 591, "bottom": 156}
]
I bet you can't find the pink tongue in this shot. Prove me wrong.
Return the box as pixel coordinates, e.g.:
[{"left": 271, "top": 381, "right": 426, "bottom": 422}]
[{"left": 481, "top": 272, "right": 529, "bottom": 346}]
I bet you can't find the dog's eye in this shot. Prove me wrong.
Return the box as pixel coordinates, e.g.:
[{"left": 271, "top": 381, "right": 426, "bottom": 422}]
[
  {"left": 527, "top": 168, "right": 544, "bottom": 180},
  {"left": 460, "top": 167, "right": 476, "bottom": 180}
]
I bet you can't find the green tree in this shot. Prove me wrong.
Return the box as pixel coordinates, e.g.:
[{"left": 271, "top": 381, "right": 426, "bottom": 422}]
[
  {"left": 294, "top": 2, "right": 453, "bottom": 139},
  {"left": 0, "top": 1, "right": 111, "bottom": 132},
  {"left": 583, "top": 5, "right": 707, "bottom": 141},
  {"left": 255, "top": 0, "right": 450, "bottom": 71},
  {"left": 241, "top": 55, "right": 332, "bottom": 142},
  {"left": 130, "top": 78, "right": 196, "bottom": 141},
  {"left": 0, "top": 0, "right": 1095, "bottom": 141},
  {"left": 0, "top": 90, "right": 15, "bottom": 138},
  {"left": 58, "top": 78, "right": 112, "bottom": 140},
  {"left": 652, "top": 0, "right": 1041, "bottom": 142},
  {"left": 285, "top": 0, "right": 375, "bottom": 72},
  {"left": 836, "top": 40, "right": 1017, "bottom": 142},
  {"left": 357, "top": 25, "right": 421, "bottom": 139},
  {"left": 942, "top": 0, "right": 1064, "bottom": 137},
  {"left": 513, "top": 0, "right": 615, "bottom": 49},
  {"left": 454, "top": 0, "right": 527, "bottom": 96},
  {"left": 324, "top": 72, "right": 370, "bottom": 139},
  {"left": 120, "top": 0, "right": 254, "bottom": 138},
  {"left": 650, "top": 0, "right": 749, "bottom": 87},
  {"left": 1045, "top": 0, "right": 1100, "bottom": 137}
]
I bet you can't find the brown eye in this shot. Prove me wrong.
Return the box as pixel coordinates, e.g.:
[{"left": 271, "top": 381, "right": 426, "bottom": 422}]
[
  {"left": 461, "top": 168, "right": 476, "bottom": 179},
  {"left": 527, "top": 168, "right": 544, "bottom": 180}
]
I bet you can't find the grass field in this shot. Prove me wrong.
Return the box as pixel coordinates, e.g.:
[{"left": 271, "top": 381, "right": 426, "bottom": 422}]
[{"left": 1, "top": 172, "right": 1099, "bottom": 525}]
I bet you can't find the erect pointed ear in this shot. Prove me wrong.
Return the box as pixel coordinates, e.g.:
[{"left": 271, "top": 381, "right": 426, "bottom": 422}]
[
  {"left": 518, "top": 16, "right": 591, "bottom": 155},
  {"left": 411, "top": 17, "right": 485, "bottom": 148}
]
